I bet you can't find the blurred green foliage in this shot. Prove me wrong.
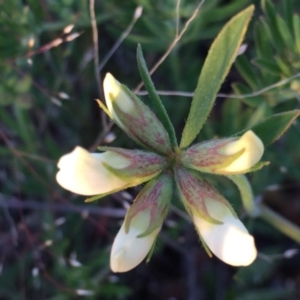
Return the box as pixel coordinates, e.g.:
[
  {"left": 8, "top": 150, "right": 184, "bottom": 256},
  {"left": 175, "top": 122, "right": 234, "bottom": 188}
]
[{"left": 0, "top": 0, "right": 300, "bottom": 299}]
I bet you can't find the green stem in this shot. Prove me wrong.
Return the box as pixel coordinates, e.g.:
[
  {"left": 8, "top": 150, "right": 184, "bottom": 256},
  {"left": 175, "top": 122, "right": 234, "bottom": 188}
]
[
  {"left": 259, "top": 203, "right": 300, "bottom": 244},
  {"left": 227, "top": 174, "right": 260, "bottom": 217},
  {"left": 136, "top": 44, "right": 178, "bottom": 148}
]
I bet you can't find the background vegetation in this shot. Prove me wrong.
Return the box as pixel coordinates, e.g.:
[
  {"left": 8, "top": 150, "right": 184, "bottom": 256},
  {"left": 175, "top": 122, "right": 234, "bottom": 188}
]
[{"left": 0, "top": 0, "right": 300, "bottom": 299}]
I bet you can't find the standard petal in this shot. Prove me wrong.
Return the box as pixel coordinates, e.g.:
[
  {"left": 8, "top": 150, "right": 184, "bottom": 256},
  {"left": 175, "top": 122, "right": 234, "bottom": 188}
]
[
  {"left": 56, "top": 146, "right": 130, "bottom": 196},
  {"left": 110, "top": 210, "right": 160, "bottom": 273},
  {"left": 103, "top": 73, "right": 172, "bottom": 154},
  {"left": 180, "top": 130, "right": 264, "bottom": 174},
  {"left": 193, "top": 199, "right": 257, "bottom": 266}
]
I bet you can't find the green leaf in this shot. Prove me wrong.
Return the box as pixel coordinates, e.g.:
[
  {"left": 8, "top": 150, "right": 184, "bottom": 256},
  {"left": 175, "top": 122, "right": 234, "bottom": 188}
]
[
  {"left": 252, "top": 58, "right": 281, "bottom": 76},
  {"left": 180, "top": 5, "right": 254, "bottom": 149},
  {"left": 246, "top": 102, "right": 272, "bottom": 128},
  {"left": 231, "top": 82, "right": 263, "bottom": 108},
  {"left": 274, "top": 56, "right": 292, "bottom": 77},
  {"left": 283, "top": 0, "right": 294, "bottom": 36},
  {"left": 254, "top": 21, "right": 272, "bottom": 59},
  {"left": 235, "top": 55, "right": 260, "bottom": 89},
  {"left": 276, "top": 15, "right": 294, "bottom": 51},
  {"left": 136, "top": 44, "right": 177, "bottom": 148},
  {"left": 221, "top": 98, "right": 243, "bottom": 135},
  {"left": 241, "top": 110, "right": 300, "bottom": 146}
]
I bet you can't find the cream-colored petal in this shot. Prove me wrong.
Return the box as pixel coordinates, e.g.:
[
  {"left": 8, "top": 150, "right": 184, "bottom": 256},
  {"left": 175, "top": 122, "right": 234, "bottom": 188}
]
[
  {"left": 56, "top": 146, "right": 129, "bottom": 196},
  {"left": 103, "top": 73, "right": 136, "bottom": 126},
  {"left": 218, "top": 130, "right": 264, "bottom": 173},
  {"left": 193, "top": 199, "right": 257, "bottom": 266},
  {"left": 110, "top": 211, "right": 160, "bottom": 273}
]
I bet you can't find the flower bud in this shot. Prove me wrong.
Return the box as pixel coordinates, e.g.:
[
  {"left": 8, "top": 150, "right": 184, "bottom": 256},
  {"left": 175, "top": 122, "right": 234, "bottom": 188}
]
[
  {"left": 192, "top": 199, "right": 257, "bottom": 266},
  {"left": 180, "top": 130, "right": 263, "bottom": 174},
  {"left": 174, "top": 166, "right": 257, "bottom": 266},
  {"left": 103, "top": 73, "right": 172, "bottom": 154},
  {"left": 56, "top": 146, "right": 166, "bottom": 196},
  {"left": 110, "top": 210, "right": 160, "bottom": 273},
  {"left": 110, "top": 172, "right": 172, "bottom": 272}
]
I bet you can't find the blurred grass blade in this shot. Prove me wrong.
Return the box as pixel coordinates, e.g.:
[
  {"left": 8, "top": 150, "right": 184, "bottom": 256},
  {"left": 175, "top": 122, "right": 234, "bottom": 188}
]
[
  {"left": 246, "top": 102, "right": 272, "bottom": 128},
  {"left": 274, "top": 56, "right": 292, "bottom": 77},
  {"left": 241, "top": 110, "right": 300, "bottom": 146},
  {"left": 136, "top": 44, "right": 177, "bottom": 147},
  {"left": 283, "top": 0, "right": 294, "bottom": 35},
  {"left": 262, "top": 0, "right": 285, "bottom": 53},
  {"left": 253, "top": 58, "right": 281, "bottom": 76},
  {"left": 259, "top": 203, "right": 300, "bottom": 244},
  {"left": 276, "top": 15, "right": 294, "bottom": 51},
  {"left": 293, "top": 14, "right": 300, "bottom": 54},
  {"left": 235, "top": 55, "right": 260, "bottom": 89},
  {"left": 231, "top": 83, "right": 262, "bottom": 107},
  {"left": 254, "top": 22, "right": 272, "bottom": 58},
  {"left": 180, "top": 5, "right": 254, "bottom": 149}
]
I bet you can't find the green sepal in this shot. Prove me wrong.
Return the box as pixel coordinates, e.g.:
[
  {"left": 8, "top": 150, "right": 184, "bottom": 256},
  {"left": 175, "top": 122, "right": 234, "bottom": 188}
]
[
  {"left": 84, "top": 184, "right": 133, "bottom": 203},
  {"left": 96, "top": 99, "right": 111, "bottom": 118},
  {"left": 146, "top": 234, "right": 159, "bottom": 263},
  {"left": 241, "top": 161, "right": 270, "bottom": 173},
  {"left": 180, "top": 138, "right": 245, "bottom": 175},
  {"left": 124, "top": 172, "right": 172, "bottom": 237},
  {"left": 194, "top": 226, "right": 213, "bottom": 258},
  {"left": 99, "top": 148, "right": 166, "bottom": 182},
  {"left": 174, "top": 166, "right": 237, "bottom": 224},
  {"left": 136, "top": 205, "right": 167, "bottom": 238},
  {"left": 111, "top": 85, "right": 173, "bottom": 155}
]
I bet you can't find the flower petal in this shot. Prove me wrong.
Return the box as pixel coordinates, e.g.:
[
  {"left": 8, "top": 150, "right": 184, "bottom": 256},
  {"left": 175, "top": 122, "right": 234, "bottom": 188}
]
[
  {"left": 193, "top": 199, "right": 257, "bottom": 266},
  {"left": 56, "top": 146, "right": 167, "bottom": 196},
  {"left": 103, "top": 73, "right": 136, "bottom": 129},
  {"left": 217, "top": 130, "right": 264, "bottom": 173},
  {"left": 180, "top": 130, "right": 264, "bottom": 174},
  {"left": 110, "top": 210, "right": 160, "bottom": 273},
  {"left": 110, "top": 172, "right": 172, "bottom": 272},
  {"left": 174, "top": 166, "right": 257, "bottom": 266},
  {"left": 56, "top": 146, "right": 130, "bottom": 196}
]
